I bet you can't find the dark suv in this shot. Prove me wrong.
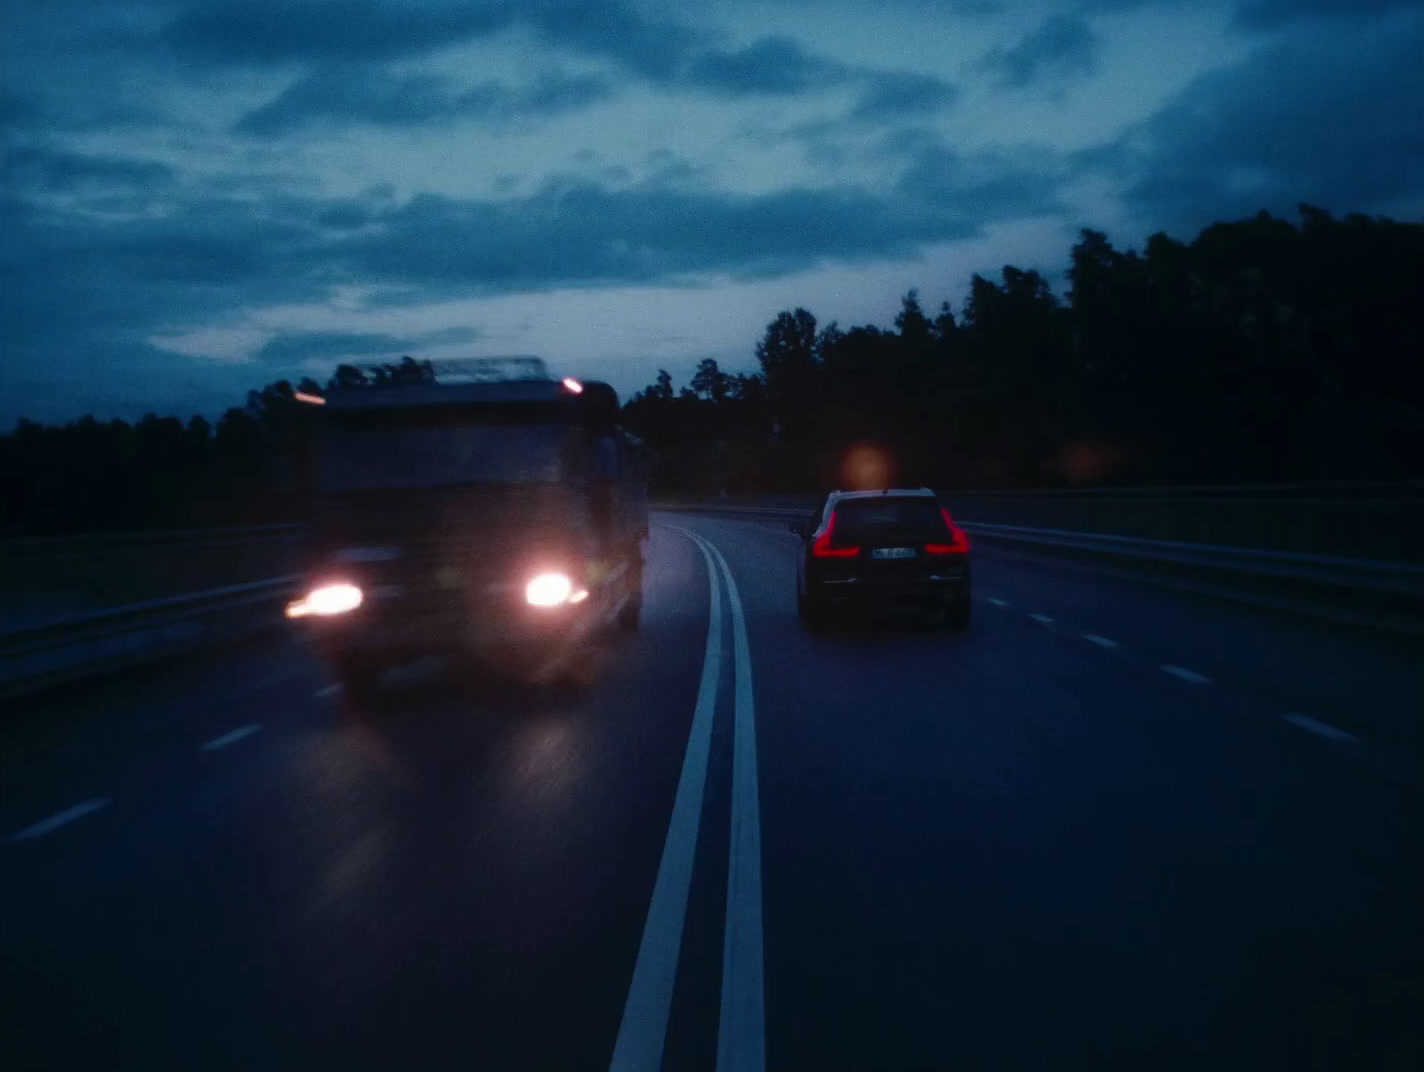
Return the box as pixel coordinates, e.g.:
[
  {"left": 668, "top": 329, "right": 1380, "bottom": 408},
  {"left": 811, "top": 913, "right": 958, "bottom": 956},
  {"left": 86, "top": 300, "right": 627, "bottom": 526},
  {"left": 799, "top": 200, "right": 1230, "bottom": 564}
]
[{"left": 792, "top": 489, "right": 972, "bottom": 629}]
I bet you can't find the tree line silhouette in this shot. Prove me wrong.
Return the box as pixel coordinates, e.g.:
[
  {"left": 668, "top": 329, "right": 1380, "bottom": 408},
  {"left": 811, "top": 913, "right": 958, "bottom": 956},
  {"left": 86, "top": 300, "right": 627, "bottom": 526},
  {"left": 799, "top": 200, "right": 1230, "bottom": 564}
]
[
  {"left": 1, "top": 357, "right": 434, "bottom": 536},
  {"left": 3, "top": 206, "right": 1420, "bottom": 535},
  {"left": 622, "top": 205, "right": 1424, "bottom": 494}
]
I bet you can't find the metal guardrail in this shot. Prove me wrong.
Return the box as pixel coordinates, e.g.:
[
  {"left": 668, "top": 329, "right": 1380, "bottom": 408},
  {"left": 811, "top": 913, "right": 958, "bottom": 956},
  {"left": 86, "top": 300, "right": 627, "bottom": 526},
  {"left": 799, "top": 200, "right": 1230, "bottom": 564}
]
[
  {"left": 658, "top": 504, "right": 1424, "bottom": 635},
  {"left": 4, "top": 486, "right": 1420, "bottom": 701},
  {"left": 957, "top": 521, "right": 1424, "bottom": 591},
  {"left": 0, "top": 575, "right": 301, "bottom": 700},
  {"left": 0, "top": 523, "right": 308, "bottom": 553},
  {"left": 1, "top": 524, "right": 309, "bottom": 632},
  {"left": 663, "top": 484, "right": 1424, "bottom": 562}
]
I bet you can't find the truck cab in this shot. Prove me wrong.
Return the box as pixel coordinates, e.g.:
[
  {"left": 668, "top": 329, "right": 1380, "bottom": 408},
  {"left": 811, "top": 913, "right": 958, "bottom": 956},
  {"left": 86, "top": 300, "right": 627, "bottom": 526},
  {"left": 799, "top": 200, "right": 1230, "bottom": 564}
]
[{"left": 287, "top": 360, "right": 648, "bottom": 695}]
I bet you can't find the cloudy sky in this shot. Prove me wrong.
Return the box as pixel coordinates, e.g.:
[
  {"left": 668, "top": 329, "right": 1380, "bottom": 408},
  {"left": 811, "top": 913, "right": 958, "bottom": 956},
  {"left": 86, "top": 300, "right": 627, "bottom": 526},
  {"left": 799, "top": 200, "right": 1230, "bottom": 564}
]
[{"left": 3, "top": 0, "right": 1423, "bottom": 424}]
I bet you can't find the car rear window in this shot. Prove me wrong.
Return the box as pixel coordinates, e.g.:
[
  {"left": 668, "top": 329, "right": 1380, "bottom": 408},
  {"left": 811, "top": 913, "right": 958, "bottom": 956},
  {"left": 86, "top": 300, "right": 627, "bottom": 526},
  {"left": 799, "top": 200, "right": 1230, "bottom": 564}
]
[{"left": 832, "top": 497, "right": 948, "bottom": 543}]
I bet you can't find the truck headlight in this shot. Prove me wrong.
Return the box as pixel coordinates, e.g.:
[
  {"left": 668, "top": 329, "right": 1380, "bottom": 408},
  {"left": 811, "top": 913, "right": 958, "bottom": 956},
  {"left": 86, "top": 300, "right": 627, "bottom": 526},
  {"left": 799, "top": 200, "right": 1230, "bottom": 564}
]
[
  {"left": 286, "top": 582, "right": 363, "bottom": 618},
  {"left": 525, "top": 572, "right": 574, "bottom": 607}
]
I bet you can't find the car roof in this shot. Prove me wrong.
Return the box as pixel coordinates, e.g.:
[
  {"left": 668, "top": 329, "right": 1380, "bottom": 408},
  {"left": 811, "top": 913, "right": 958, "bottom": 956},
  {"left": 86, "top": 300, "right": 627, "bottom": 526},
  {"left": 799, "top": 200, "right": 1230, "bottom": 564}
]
[{"left": 828, "top": 488, "right": 936, "bottom": 502}]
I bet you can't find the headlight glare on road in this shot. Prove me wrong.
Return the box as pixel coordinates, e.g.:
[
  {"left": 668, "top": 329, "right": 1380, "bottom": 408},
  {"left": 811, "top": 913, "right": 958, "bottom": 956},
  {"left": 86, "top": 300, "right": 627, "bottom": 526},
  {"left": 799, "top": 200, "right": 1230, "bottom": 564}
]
[
  {"left": 526, "top": 572, "right": 574, "bottom": 607},
  {"left": 286, "top": 582, "right": 363, "bottom": 618}
]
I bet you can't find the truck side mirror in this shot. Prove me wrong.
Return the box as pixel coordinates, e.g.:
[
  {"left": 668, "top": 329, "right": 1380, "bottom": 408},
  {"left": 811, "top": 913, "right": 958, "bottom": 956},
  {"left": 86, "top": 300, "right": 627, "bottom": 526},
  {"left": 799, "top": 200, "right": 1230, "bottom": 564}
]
[{"left": 580, "top": 382, "right": 620, "bottom": 435}]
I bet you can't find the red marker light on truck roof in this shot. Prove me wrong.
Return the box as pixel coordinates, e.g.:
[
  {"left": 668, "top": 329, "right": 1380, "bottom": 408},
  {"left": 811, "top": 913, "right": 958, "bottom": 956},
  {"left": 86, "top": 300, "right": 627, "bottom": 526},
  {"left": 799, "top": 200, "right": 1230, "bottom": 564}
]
[{"left": 561, "top": 377, "right": 584, "bottom": 394}]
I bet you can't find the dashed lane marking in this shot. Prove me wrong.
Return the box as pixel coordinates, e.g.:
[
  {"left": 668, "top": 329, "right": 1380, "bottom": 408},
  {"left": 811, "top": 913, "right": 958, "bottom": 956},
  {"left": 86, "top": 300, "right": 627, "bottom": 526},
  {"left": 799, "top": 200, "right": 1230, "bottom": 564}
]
[
  {"left": 200, "top": 724, "right": 263, "bottom": 752},
  {"left": 987, "top": 598, "right": 1009, "bottom": 607},
  {"left": 1084, "top": 634, "right": 1118, "bottom": 648},
  {"left": 1029, "top": 613, "right": 1055, "bottom": 625},
  {"left": 7, "top": 799, "right": 112, "bottom": 844},
  {"left": 1283, "top": 714, "right": 1357, "bottom": 742},
  {"left": 315, "top": 684, "right": 342, "bottom": 699},
  {"left": 1162, "top": 665, "right": 1210, "bottom": 684}
]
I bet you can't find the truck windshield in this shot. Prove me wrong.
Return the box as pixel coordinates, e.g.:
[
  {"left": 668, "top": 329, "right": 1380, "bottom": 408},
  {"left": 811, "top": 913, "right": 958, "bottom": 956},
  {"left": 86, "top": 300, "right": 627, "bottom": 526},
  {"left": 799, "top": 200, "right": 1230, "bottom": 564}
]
[{"left": 316, "top": 417, "right": 569, "bottom": 491}]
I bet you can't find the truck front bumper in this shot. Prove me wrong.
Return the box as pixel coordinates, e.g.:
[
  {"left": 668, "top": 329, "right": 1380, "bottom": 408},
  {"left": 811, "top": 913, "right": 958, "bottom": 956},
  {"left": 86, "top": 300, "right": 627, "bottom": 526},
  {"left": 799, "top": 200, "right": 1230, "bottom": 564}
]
[{"left": 297, "top": 583, "right": 598, "bottom": 667}]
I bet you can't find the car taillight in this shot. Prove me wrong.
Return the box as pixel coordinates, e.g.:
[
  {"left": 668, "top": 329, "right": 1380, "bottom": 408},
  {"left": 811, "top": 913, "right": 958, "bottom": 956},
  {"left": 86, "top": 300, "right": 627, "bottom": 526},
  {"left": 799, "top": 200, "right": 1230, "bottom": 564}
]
[
  {"left": 926, "top": 508, "right": 971, "bottom": 554},
  {"left": 811, "top": 511, "right": 859, "bottom": 558}
]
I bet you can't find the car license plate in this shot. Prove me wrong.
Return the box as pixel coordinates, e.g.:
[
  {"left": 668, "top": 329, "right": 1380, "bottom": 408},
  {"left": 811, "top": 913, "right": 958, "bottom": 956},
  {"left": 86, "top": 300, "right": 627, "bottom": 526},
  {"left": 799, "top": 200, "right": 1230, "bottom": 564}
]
[{"left": 871, "top": 547, "right": 916, "bottom": 559}]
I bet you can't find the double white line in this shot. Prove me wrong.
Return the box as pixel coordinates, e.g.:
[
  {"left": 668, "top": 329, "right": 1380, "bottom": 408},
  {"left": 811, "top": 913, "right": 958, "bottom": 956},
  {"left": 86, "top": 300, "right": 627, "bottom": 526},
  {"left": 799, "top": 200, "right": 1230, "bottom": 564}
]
[{"left": 610, "top": 527, "right": 765, "bottom": 1072}]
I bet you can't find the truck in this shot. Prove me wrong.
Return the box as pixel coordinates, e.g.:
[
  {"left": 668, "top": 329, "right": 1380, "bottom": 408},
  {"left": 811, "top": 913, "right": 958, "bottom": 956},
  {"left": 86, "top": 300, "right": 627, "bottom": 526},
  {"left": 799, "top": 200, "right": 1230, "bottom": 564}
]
[{"left": 285, "top": 358, "right": 649, "bottom": 698}]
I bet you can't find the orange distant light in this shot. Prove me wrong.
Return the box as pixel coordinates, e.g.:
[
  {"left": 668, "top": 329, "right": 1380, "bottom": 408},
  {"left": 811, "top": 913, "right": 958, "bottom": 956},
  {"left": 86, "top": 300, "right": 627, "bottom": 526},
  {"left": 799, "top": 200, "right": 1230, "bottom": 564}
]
[
  {"left": 843, "top": 443, "right": 892, "bottom": 490},
  {"left": 561, "top": 377, "right": 584, "bottom": 394},
  {"left": 294, "top": 391, "right": 326, "bottom": 405}
]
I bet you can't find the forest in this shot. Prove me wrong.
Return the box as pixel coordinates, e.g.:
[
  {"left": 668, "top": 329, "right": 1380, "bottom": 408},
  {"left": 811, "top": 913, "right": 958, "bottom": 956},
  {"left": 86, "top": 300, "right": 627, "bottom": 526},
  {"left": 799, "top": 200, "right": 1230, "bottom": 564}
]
[
  {"left": 622, "top": 205, "right": 1424, "bottom": 494},
  {"left": 3, "top": 206, "right": 1421, "bottom": 535}
]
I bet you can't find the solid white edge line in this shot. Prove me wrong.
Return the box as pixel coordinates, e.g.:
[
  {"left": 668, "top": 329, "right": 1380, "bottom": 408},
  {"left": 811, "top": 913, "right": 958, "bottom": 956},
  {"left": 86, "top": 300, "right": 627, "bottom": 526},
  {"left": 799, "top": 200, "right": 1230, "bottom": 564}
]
[
  {"left": 701, "top": 536, "right": 767, "bottom": 1072},
  {"left": 609, "top": 526, "right": 724, "bottom": 1072},
  {"left": 200, "top": 724, "right": 264, "bottom": 752},
  {"left": 1282, "top": 714, "right": 1357, "bottom": 742},
  {"left": 1029, "top": 613, "right": 1055, "bottom": 624},
  {"left": 1083, "top": 634, "right": 1118, "bottom": 648},
  {"left": 1162, "top": 665, "right": 1211, "bottom": 684},
  {"left": 7, "top": 798, "right": 112, "bottom": 843}
]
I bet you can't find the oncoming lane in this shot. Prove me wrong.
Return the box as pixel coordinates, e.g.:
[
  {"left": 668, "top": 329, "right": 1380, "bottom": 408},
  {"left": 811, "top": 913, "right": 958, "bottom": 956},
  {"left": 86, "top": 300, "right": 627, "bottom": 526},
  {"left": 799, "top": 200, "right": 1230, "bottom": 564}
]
[{"left": 2, "top": 526, "right": 723, "bottom": 1072}]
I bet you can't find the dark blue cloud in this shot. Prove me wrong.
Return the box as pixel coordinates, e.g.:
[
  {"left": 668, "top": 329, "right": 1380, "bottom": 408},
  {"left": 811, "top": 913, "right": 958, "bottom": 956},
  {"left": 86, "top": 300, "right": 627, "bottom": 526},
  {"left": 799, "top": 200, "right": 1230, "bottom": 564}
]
[
  {"left": 2, "top": 2, "right": 170, "bottom": 135},
  {"left": 1234, "top": 0, "right": 1424, "bottom": 27},
  {"left": 159, "top": 0, "right": 509, "bottom": 65},
  {"left": 0, "top": 336, "right": 263, "bottom": 428},
  {"left": 1, "top": 152, "right": 1073, "bottom": 417},
  {"left": 254, "top": 326, "right": 478, "bottom": 363},
  {"left": 849, "top": 71, "right": 959, "bottom": 121},
  {"left": 524, "top": 2, "right": 702, "bottom": 83},
  {"left": 0, "top": 191, "right": 325, "bottom": 360},
  {"left": 330, "top": 185, "right": 957, "bottom": 289},
  {"left": 4, "top": 145, "right": 174, "bottom": 193},
  {"left": 157, "top": 0, "right": 704, "bottom": 82},
  {"left": 0, "top": 188, "right": 333, "bottom": 423},
  {"left": 894, "top": 142, "right": 1069, "bottom": 219},
  {"left": 315, "top": 200, "right": 377, "bottom": 230},
  {"left": 684, "top": 36, "right": 847, "bottom": 96},
  {"left": 323, "top": 163, "right": 1069, "bottom": 295},
  {"left": 236, "top": 68, "right": 610, "bottom": 135},
  {"left": 153, "top": 0, "right": 930, "bottom": 109},
  {"left": 1083, "top": 12, "right": 1424, "bottom": 233},
  {"left": 977, "top": 14, "right": 1098, "bottom": 89}
]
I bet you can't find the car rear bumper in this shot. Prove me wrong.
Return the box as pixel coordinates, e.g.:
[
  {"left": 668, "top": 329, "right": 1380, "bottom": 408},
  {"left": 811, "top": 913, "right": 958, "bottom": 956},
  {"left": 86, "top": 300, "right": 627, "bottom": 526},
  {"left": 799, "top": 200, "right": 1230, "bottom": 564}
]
[{"left": 812, "top": 570, "right": 969, "bottom": 607}]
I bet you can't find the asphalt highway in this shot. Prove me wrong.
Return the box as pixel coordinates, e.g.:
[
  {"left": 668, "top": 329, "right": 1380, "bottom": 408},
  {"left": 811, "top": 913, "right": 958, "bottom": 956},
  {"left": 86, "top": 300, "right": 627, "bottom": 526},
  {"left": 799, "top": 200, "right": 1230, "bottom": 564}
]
[{"left": 3, "top": 515, "right": 1421, "bottom": 1072}]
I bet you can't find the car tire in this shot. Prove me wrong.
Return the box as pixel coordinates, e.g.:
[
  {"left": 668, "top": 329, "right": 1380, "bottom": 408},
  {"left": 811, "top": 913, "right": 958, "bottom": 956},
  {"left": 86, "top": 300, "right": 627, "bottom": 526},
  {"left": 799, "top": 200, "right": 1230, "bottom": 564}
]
[
  {"left": 798, "top": 584, "right": 829, "bottom": 631},
  {"left": 944, "top": 598, "right": 971, "bottom": 631}
]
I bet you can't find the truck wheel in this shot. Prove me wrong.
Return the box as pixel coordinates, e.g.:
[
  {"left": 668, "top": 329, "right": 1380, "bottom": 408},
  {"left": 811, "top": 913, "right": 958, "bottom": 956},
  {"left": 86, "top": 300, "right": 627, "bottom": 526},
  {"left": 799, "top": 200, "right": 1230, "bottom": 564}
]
[
  {"left": 336, "top": 659, "right": 383, "bottom": 704},
  {"left": 617, "top": 596, "right": 642, "bottom": 632},
  {"left": 617, "top": 553, "right": 644, "bottom": 632},
  {"left": 543, "top": 648, "right": 597, "bottom": 698}
]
